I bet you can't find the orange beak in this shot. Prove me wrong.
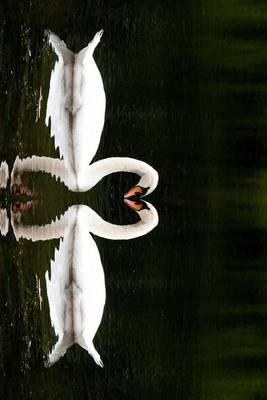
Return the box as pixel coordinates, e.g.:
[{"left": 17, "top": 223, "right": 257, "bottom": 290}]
[
  {"left": 124, "top": 198, "right": 143, "bottom": 212},
  {"left": 124, "top": 186, "right": 145, "bottom": 199}
]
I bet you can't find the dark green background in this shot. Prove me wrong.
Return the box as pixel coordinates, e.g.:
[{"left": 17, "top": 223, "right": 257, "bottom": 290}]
[{"left": 1, "top": 0, "right": 267, "bottom": 399}]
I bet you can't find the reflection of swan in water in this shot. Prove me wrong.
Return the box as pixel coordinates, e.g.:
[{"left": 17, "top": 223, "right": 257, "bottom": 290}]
[
  {"left": 10, "top": 31, "right": 159, "bottom": 195},
  {"left": 11, "top": 202, "right": 158, "bottom": 367},
  {"left": 45, "top": 30, "right": 106, "bottom": 177}
]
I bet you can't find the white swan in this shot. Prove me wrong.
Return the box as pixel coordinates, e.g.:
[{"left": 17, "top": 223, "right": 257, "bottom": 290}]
[
  {"left": 10, "top": 202, "right": 158, "bottom": 367},
  {"left": 46, "top": 30, "right": 106, "bottom": 178},
  {"left": 10, "top": 30, "right": 158, "bottom": 195}
]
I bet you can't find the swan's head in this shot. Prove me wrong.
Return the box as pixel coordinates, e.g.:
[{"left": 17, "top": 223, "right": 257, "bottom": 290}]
[
  {"left": 124, "top": 199, "right": 159, "bottom": 229},
  {"left": 124, "top": 165, "right": 159, "bottom": 199}
]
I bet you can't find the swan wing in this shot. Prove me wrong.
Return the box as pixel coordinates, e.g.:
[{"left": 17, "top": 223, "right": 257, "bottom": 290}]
[
  {"left": 46, "top": 235, "right": 75, "bottom": 364},
  {"left": 46, "top": 32, "right": 74, "bottom": 170},
  {"left": 72, "top": 210, "right": 106, "bottom": 354},
  {"left": 46, "top": 265, "right": 74, "bottom": 367},
  {"left": 45, "top": 243, "right": 70, "bottom": 338},
  {"left": 72, "top": 30, "right": 106, "bottom": 169},
  {"left": 47, "top": 332, "right": 73, "bottom": 366}
]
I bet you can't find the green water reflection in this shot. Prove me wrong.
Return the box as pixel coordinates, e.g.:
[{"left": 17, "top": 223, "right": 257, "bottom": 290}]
[{"left": 1, "top": 0, "right": 267, "bottom": 399}]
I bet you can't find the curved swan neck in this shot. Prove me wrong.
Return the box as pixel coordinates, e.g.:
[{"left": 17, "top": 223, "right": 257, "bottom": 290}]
[
  {"left": 11, "top": 203, "right": 158, "bottom": 242},
  {"left": 11, "top": 156, "right": 158, "bottom": 194},
  {"left": 79, "top": 157, "right": 158, "bottom": 192},
  {"left": 79, "top": 204, "right": 158, "bottom": 240}
]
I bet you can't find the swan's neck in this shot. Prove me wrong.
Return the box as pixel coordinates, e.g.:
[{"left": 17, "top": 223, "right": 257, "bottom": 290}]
[
  {"left": 79, "top": 204, "right": 158, "bottom": 240},
  {"left": 77, "top": 157, "right": 156, "bottom": 192},
  {"left": 11, "top": 156, "right": 158, "bottom": 194},
  {"left": 11, "top": 204, "right": 158, "bottom": 242}
]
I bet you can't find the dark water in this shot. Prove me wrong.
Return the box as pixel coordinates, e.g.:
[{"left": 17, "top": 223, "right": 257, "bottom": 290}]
[{"left": 1, "top": 1, "right": 267, "bottom": 399}]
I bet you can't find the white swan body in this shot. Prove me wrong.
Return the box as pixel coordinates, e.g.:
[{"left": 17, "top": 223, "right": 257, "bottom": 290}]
[
  {"left": 10, "top": 31, "right": 159, "bottom": 194},
  {"left": 45, "top": 206, "right": 105, "bottom": 367},
  {"left": 10, "top": 202, "right": 158, "bottom": 366},
  {"left": 46, "top": 30, "right": 106, "bottom": 184}
]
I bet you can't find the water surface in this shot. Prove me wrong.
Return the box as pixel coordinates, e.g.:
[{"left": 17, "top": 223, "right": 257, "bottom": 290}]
[{"left": 1, "top": 1, "right": 267, "bottom": 399}]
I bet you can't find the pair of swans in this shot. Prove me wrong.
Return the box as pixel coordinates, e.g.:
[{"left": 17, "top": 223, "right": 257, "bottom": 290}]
[
  {"left": 11, "top": 30, "right": 159, "bottom": 198},
  {"left": 9, "top": 201, "right": 158, "bottom": 367},
  {"left": 7, "top": 29, "right": 159, "bottom": 367}
]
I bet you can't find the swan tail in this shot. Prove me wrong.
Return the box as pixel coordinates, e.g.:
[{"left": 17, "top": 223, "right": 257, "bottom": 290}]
[
  {"left": 78, "top": 29, "right": 104, "bottom": 63},
  {"left": 46, "top": 333, "right": 74, "bottom": 366},
  {"left": 47, "top": 30, "right": 74, "bottom": 64},
  {"left": 90, "top": 29, "right": 104, "bottom": 53},
  {"left": 88, "top": 345, "right": 104, "bottom": 368},
  {"left": 78, "top": 335, "right": 104, "bottom": 368},
  {"left": 77, "top": 325, "right": 104, "bottom": 367},
  {"left": 93, "top": 353, "right": 104, "bottom": 368}
]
